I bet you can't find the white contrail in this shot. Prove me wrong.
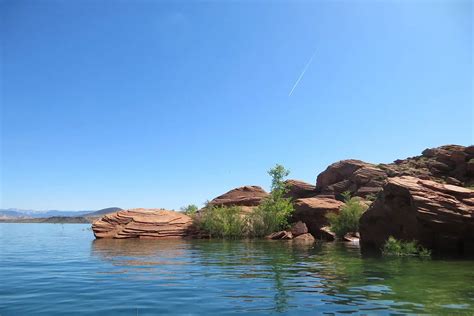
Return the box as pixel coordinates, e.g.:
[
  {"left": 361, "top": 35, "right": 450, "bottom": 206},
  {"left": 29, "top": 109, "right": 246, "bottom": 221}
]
[{"left": 288, "top": 49, "right": 317, "bottom": 96}]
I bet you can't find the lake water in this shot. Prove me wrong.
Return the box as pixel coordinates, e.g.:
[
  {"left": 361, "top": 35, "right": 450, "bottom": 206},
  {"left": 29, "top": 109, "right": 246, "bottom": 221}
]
[{"left": 0, "top": 223, "right": 473, "bottom": 315}]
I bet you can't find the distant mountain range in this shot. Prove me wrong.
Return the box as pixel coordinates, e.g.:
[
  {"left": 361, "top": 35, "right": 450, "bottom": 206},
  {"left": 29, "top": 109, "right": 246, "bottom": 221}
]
[{"left": 0, "top": 207, "right": 122, "bottom": 219}]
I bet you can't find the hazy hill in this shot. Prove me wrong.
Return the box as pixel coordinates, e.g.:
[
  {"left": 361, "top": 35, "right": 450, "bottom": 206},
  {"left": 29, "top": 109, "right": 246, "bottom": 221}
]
[
  {"left": 83, "top": 207, "right": 123, "bottom": 217},
  {"left": 0, "top": 207, "right": 122, "bottom": 219}
]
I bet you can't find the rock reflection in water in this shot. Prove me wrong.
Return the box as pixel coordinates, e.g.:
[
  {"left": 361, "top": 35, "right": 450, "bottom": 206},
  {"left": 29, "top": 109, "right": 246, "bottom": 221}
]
[
  {"left": 90, "top": 238, "right": 474, "bottom": 314},
  {"left": 92, "top": 238, "right": 192, "bottom": 266}
]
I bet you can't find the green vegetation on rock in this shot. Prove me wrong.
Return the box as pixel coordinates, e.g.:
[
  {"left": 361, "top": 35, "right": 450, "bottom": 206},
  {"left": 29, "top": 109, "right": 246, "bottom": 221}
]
[
  {"left": 247, "top": 164, "right": 294, "bottom": 237},
  {"left": 198, "top": 205, "right": 246, "bottom": 239},
  {"left": 181, "top": 204, "right": 198, "bottom": 216},
  {"left": 382, "top": 236, "right": 431, "bottom": 257},
  {"left": 197, "top": 164, "right": 294, "bottom": 239},
  {"left": 326, "top": 191, "right": 368, "bottom": 238}
]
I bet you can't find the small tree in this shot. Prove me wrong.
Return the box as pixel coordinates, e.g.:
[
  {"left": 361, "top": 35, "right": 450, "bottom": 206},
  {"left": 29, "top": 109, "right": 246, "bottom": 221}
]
[
  {"left": 268, "top": 164, "right": 290, "bottom": 193},
  {"left": 181, "top": 204, "right": 198, "bottom": 216},
  {"left": 248, "top": 164, "right": 294, "bottom": 237}
]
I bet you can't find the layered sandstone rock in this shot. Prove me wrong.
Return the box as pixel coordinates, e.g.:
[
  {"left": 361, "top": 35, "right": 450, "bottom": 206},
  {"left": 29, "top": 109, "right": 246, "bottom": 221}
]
[
  {"left": 92, "top": 209, "right": 193, "bottom": 239},
  {"left": 293, "top": 197, "right": 343, "bottom": 238},
  {"left": 208, "top": 186, "right": 269, "bottom": 207},
  {"left": 284, "top": 179, "right": 317, "bottom": 200},
  {"left": 314, "top": 145, "right": 474, "bottom": 199},
  {"left": 316, "top": 160, "right": 387, "bottom": 199},
  {"left": 359, "top": 176, "right": 474, "bottom": 254}
]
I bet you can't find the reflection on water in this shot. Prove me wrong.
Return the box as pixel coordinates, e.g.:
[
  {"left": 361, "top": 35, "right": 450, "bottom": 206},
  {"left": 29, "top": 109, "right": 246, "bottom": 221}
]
[
  {"left": 91, "top": 238, "right": 474, "bottom": 315},
  {"left": 1, "top": 224, "right": 474, "bottom": 315}
]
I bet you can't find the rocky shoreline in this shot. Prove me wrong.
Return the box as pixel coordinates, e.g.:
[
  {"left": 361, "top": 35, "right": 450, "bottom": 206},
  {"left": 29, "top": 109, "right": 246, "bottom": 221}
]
[{"left": 91, "top": 144, "right": 474, "bottom": 256}]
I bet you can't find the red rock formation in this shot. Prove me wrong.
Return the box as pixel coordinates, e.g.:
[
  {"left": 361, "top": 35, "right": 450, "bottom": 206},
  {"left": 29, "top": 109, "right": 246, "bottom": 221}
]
[
  {"left": 316, "top": 160, "right": 387, "bottom": 199},
  {"left": 359, "top": 176, "right": 474, "bottom": 254},
  {"left": 293, "top": 197, "right": 344, "bottom": 238},
  {"left": 284, "top": 179, "right": 317, "bottom": 199},
  {"left": 314, "top": 145, "right": 474, "bottom": 199},
  {"left": 92, "top": 209, "right": 193, "bottom": 239},
  {"left": 208, "top": 186, "right": 269, "bottom": 207}
]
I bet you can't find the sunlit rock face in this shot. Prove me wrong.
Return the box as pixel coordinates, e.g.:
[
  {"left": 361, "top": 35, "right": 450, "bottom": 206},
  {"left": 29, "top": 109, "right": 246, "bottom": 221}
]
[
  {"left": 92, "top": 209, "right": 194, "bottom": 239},
  {"left": 315, "top": 145, "right": 474, "bottom": 200},
  {"left": 284, "top": 180, "right": 317, "bottom": 200},
  {"left": 207, "top": 185, "right": 269, "bottom": 207},
  {"left": 360, "top": 176, "right": 474, "bottom": 255}
]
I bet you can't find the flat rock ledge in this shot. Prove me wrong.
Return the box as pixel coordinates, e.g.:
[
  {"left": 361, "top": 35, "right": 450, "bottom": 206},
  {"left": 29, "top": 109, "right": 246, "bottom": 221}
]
[
  {"left": 92, "top": 209, "right": 193, "bottom": 239},
  {"left": 360, "top": 176, "right": 474, "bottom": 254}
]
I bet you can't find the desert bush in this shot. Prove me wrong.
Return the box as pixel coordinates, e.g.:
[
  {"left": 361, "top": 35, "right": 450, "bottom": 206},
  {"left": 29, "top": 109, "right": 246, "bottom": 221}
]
[
  {"left": 197, "top": 205, "right": 246, "bottom": 239},
  {"left": 326, "top": 191, "right": 368, "bottom": 238},
  {"left": 382, "top": 236, "right": 431, "bottom": 257}
]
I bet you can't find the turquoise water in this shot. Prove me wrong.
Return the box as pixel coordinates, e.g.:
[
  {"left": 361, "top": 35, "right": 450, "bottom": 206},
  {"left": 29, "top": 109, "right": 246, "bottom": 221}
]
[{"left": 0, "top": 224, "right": 473, "bottom": 315}]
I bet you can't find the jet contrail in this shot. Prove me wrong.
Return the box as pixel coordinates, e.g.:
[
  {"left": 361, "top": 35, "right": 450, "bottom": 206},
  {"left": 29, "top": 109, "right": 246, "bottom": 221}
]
[{"left": 288, "top": 49, "right": 317, "bottom": 96}]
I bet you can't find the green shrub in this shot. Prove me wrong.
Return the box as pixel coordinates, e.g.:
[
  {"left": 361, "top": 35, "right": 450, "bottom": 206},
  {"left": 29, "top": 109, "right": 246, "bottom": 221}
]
[
  {"left": 198, "top": 205, "right": 246, "bottom": 239},
  {"left": 196, "top": 164, "right": 294, "bottom": 239},
  {"left": 181, "top": 204, "right": 198, "bottom": 216},
  {"left": 247, "top": 195, "right": 294, "bottom": 237},
  {"left": 247, "top": 164, "right": 294, "bottom": 237},
  {"left": 382, "top": 236, "right": 431, "bottom": 257},
  {"left": 365, "top": 193, "right": 378, "bottom": 202},
  {"left": 326, "top": 191, "right": 368, "bottom": 238}
]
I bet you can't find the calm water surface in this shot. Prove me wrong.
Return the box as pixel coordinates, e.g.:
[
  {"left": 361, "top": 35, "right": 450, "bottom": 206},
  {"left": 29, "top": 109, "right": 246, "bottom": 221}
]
[{"left": 1, "top": 223, "right": 473, "bottom": 315}]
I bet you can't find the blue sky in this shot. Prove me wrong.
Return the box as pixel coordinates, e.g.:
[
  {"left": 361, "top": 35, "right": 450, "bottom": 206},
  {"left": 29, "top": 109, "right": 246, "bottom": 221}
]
[{"left": 1, "top": 0, "right": 472, "bottom": 210}]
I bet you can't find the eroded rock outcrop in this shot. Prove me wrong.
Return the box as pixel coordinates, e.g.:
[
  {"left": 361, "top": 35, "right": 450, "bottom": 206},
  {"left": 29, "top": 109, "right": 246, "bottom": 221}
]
[
  {"left": 284, "top": 179, "right": 317, "bottom": 200},
  {"left": 315, "top": 145, "right": 474, "bottom": 200},
  {"left": 293, "top": 197, "right": 343, "bottom": 239},
  {"left": 316, "top": 160, "right": 387, "bottom": 199},
  {"left": 92, "top": 209, "right": 194, "bottom": 239},
  {"left": 208, "top": 186, "right": 269, "bottom": 207},
  {"left": 359, "top": 176, "right": 474, "bottom": 254}
]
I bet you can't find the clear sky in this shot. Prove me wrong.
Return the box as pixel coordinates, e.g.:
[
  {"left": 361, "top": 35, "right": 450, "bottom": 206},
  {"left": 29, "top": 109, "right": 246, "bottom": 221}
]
[{"left": 1, "top": 0, "right": 472, "bottom": 210}]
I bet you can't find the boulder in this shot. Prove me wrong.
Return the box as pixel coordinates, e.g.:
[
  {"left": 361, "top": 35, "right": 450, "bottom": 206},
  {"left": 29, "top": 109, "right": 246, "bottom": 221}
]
[
  {"left": 290, "top": 221, "right": 308, "bottom": 237},
  {"left": 266, "top": 230, "right": 293, "bottom": 240},
  {"left": 293, "top": 197, "right": 343, "bottom": 237},
  {"left": 284, "top": 179, "right": 317, "bottom": 199},
  {"left": 319, "top": 226, "right": 336, "bottom": 241},
  {"left": 359, "top": 176, "right": 474, "bottom": 255},
  {"left": 92, "top": 209, "right": 194, "bottom": 239},
  {"left": 343, "top": 232, "right": 360, "bottom": 243},
  {"left": 208, "top": 185, "right": 269, "bottom": 207},
  {"left": 293, "top": 233, "right": 315, "bottom": 243}
]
